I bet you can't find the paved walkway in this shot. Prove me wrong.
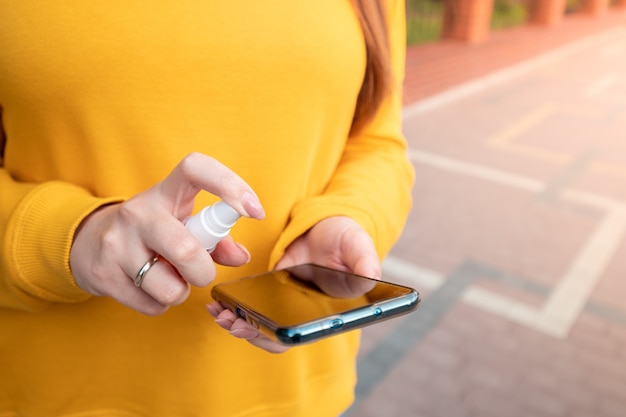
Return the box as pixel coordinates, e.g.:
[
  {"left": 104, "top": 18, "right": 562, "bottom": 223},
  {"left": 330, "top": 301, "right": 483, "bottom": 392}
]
[{"left": 347, "top": 9, "right": 626, "bottom": 417}]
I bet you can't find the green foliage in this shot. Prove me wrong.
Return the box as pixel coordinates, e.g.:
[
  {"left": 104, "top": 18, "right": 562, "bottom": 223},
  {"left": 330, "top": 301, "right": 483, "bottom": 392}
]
[
  {"left": 406, "top": 0, "right": 444, "bottom": 45},
  {"left": 491, "top": 0, "right": 528, "bottom": 29},
  {"left": 405, "top": 0, "right": 530, "bottom": 45},
  {"left": 566, "top": 0, "right": 584, "bottom": 13}
]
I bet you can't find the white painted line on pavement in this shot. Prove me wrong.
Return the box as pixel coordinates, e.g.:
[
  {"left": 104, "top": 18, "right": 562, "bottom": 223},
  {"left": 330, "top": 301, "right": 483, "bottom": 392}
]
[
  {"left": 403, "top": 27, "right": 626, "bottom": 120},
  {"left": 489, "top": 104, "right": 557, "bottom": 146},
  {"left": 382, "top": 256, "right": 443, "bottom": 290},
  {"left": 585, "top": 73, "right": 621, "bottom": 98},
  {"left": 400, "top": 149, "right": 626, "bottom": 338},
  {"left": 600, "top": 41, "right": 626, "bottom": 59},
  {"left": 487, "top": 103, "right": 568, "bottom": 164},
  {"left": 408, "top": 149, "right": 545, "bottom": 192},
  {"left": 399, "top": 25, "right": 626, "bottom": 337},
  {"left": 562, "top": 188, "right": 625, "bottom": 212},
  {"left": 536, "top": 207, "right": 626, "bottom": 338},
  {"left": 463, "top": 287, "right": 537, "bottom": 323}
]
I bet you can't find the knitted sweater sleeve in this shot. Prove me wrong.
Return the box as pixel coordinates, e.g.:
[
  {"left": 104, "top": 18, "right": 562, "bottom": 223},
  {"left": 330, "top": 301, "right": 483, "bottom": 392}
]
[
  {"left": 269, "top": 0, "right": 414, "bottom": 267},
  {"left": 0, "top": 170, "right": 122, "bottom": 311}
]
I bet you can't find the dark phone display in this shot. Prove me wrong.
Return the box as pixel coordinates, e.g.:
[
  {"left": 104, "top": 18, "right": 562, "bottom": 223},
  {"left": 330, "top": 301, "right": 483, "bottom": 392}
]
[{"left": 211, "top": 264, "right": 420, "bottom": 344}]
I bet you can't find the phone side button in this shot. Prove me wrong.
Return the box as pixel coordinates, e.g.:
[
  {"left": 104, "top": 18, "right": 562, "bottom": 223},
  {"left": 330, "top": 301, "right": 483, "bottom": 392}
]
[
  {"left": 235, "top": 307, "right": 247, "bottom": 320},
  {"left": 329, "top": 318, "right": 343, "bottom": 329}
]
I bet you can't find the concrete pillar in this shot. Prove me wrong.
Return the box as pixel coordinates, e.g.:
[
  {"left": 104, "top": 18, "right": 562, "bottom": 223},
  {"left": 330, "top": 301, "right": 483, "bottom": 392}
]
[
  {"left": 441, "top": 0, "right": 495, "bottom": 44},
  {"left": 528, "top": 0, "right": 567, "bottom": 26},
  {"left": 582, "top": 0, "right": 611, "bottom": 15}
]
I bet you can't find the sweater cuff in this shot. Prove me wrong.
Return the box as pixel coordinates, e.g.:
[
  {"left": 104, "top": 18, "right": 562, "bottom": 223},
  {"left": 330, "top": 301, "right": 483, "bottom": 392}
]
[
  {"left": 268, "top": 197, "right": 378, "bottom": 269},
  {"left": 4, "top": 181, "right": 123, "bottom": 308}
]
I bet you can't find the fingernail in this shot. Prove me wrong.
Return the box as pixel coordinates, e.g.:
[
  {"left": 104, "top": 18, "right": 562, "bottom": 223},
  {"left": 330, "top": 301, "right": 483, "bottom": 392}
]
[
  {"left": 236, "top": 243, "right": 252, "bottom": 264},
  {"left": 242, "top": 191, "right": 265, "bottom": 219},
  {"left": 206, "top": 303, "right": 220, "bottom": 317},
  {"left": 230, "top": 328, "right": 258, "bottom": 339},
  {"left": 215, "top": 318, "right": 233, "bottom": 328}
]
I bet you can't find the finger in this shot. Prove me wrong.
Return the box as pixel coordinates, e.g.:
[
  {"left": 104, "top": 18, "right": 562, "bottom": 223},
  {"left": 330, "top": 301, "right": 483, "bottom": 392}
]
[
  {"left": 213, "top": 307, "right": 238, "bottom": 329},
  {"left": 342, "top": 227, "right": 382, "bottom": 279},
  {"left": 141, "top": 215, "right": 217, "bottom": 287},
  {"left": 216, "top": 312, "right": 289, "bottom": 354},
  {"left": 138, "top": 261, "right": 191, "bottom": 306},
  {"left": 120, "top": 254, "right": 191, "bottom": 306},
  {"left": 113, "top": 195, "right": 217, "bottom": 288},
  {"left": 206, "top": 302, "right": 225, "bottom": 318},
  {"left": 158, "top": 153, "right": 265, "bottom": 219},
  {"left": 229, "top": 318, "right": 260, "bottom": 339},
  {"left": 351, "top": 255, "right": 382, "bottom": 280},
  {"left": 94, "top": 263, "right": 171, "bottom": 316},
  {"left": 116, "top": 288, "right": 170, "bottom": 316},
  {"left": 210, "top": 237, "right": 251, "bottom": 266},
  {"left": 234, "top": 326, "right": 290, "bottom": 354}
]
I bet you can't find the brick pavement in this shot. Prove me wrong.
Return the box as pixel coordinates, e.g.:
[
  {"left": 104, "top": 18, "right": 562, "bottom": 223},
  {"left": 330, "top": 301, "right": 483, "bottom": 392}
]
[
  {"left": 403, "top": 8, "right": 626, "bottom": 105},
  {"left": 346, "top": 9, "right": 626, "bottom": 417}
]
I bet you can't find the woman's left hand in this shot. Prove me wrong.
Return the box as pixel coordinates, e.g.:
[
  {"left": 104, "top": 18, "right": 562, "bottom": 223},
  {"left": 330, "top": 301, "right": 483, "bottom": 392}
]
[{"left": 207, "top": 216, "right": 381, "bottom": 353}]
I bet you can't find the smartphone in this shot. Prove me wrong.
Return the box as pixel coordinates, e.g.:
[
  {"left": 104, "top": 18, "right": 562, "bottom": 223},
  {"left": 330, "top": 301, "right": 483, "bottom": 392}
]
[{"left": 211, "top": 263, "right": 420, "bottom": 346}]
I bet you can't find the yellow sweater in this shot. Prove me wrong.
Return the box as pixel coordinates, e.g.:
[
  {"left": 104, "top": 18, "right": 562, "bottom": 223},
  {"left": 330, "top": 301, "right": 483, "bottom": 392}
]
[{"left": 0, "top": 1, "right": 413, "bottom": 416}]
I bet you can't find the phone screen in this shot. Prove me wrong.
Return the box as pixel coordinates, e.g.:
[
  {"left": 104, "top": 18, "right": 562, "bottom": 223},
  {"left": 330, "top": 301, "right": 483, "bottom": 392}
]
[{"left": 211, "top": 264, "right": 420, "bottom": 345}]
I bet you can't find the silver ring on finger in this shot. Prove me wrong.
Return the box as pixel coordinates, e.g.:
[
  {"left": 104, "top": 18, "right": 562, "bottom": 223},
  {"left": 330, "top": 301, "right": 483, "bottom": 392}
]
[{"left": 134, "top": 255, "right": 160, "bottom": 288}]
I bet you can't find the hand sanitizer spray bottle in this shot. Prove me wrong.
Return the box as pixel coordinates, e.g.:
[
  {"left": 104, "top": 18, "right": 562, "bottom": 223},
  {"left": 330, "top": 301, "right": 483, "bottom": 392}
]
[{"left": 185, "top": 201, "right": 241, "bottom": 252}]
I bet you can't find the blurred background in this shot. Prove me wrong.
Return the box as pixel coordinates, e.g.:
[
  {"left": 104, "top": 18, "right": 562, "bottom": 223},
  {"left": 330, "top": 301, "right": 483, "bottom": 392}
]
[{"left": 348, "top": 1, "right": 626, "bottom": 416}]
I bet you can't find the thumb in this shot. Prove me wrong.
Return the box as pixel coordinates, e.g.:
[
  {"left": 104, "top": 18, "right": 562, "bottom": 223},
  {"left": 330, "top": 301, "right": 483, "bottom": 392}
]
[
  {"left": 158, "top": 153, "right": 265, "bottom": 220},
  {"left": 341, "top": 226, "right": 381, "bottom": 280}
]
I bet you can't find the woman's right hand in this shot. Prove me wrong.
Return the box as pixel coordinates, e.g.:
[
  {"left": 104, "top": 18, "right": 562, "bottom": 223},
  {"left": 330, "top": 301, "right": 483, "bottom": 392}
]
[{"left": 69, "top": 152, "right": 265, "bottom": 316}]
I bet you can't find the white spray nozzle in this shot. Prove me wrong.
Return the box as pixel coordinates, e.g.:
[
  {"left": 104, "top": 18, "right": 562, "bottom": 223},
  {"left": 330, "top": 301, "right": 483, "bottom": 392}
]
[{"left": 185, "top": 201, "right": 242, "bottom": 252}]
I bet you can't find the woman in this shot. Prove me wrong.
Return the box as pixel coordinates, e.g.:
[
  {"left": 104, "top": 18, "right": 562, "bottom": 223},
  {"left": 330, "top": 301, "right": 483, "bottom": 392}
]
[{"left": 0, "top": 0, "right": 414, "bottom": 416}]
